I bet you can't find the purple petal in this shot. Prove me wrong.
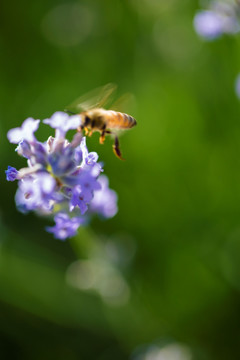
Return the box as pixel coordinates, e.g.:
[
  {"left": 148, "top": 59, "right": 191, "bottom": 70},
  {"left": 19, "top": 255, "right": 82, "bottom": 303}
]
[
  {"left": 69, "top": 185, "right": 93, "bottom": 214},
  {"left": 7, "top": 118, "right": 40, "bottom": 144},
  {"left": 46, "top": 213, "right": 84, "bottom": 240},
  {"left": 16, "top": 173, "right": 57, "bottom": 212},
  {"left": 194, "top": 11, "right": 223, "bottom": 40},
  {"left": 5, "top": 166, "right": 19, "bottom": 181},
  {"left": 90, "top": 175, "right": 118, "bottom": 218},
  {"left": 43, "top": 112, "right": 82, "bottom": 138},
  {"left": 15, "top": 140, "right": 32, "bottom": 159}
]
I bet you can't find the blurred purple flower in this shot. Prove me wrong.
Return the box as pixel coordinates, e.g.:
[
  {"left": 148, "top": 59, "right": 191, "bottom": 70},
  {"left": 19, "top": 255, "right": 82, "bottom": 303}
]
[
  {"left": 6, "top": 113, "right": 118, "bottom": 240},
  {"left": 80, "top": 137, "right": 99, "bottom": 166},
  {"left": 5, "top": 166, "right": 19, "bottom": 181},
  {"left": 48, "top": 141, "right": 76, "bottom": 176},
  {"left": 69, "top": 185, "right": 93, "bottom": 214},
  {"left": 16, "top": 173, "right": 57, "bottom": 213},
  {"left": 194, "top": 10, "right": 224, "bottom": 39},
  {"left": 16, "top": 140, "right": 32, "bottom": 159},
  {"left": 193, "top": 2, "right": 240, "bottom": 40},
  {"left": 78, "top": 170, "right": 101, "bottom": 192},
  {"left": 46, "top": 213, "right": 85, "bottom": 240},
  {"left": 90, "top": 175, "right": 118, "bottom": 218},
  {"left": 43, "top": 111, "right": 82, "bottom": 139},
  {"left": 7, "top": 118, "right": 40, "bottom": 144}
]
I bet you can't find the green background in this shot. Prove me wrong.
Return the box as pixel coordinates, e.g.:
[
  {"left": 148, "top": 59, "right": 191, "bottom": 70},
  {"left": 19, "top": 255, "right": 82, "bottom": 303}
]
[{"left": 1, "top": 0, "right": 240, "bottom": 359}]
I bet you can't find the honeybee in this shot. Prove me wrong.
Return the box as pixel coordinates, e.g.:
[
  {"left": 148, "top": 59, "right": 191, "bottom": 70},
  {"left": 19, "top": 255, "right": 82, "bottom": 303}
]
[{"left": 66, "top": 83, "right": 137, "bottom": 160}]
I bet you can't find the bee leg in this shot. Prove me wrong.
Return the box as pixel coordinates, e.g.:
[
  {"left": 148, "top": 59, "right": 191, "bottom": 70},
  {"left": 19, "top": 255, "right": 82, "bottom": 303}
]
[
  {"left": 84, "top": 127, "right": 89, "bottom": 135},
  {"left": 100, "top": 128, "right": 111, "bottom": 144},
  {"left": 113, "top": 136, "right": 125, "bottom": 160},
  {"left": 100, "top": 131, "right": 106, "bottom": 144}
]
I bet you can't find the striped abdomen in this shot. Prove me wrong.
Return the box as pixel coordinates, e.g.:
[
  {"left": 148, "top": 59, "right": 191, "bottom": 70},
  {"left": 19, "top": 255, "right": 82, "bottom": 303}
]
[{"left": 106, "top": 110, "right": 137, "bottom": 129}]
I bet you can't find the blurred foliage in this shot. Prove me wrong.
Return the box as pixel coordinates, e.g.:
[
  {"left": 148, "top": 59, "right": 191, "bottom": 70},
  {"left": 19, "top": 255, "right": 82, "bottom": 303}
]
[{"left": 1, "top": 0, "right": 240, "bottom": 359}]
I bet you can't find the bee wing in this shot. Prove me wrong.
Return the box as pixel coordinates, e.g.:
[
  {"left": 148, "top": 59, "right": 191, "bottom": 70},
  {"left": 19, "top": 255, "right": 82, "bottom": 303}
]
[
  {"left": 110, "top": 93, "right": 136, "bottom": 115},
  {"left": 65, "top": 83, "right": 117, "bottom": 113}
]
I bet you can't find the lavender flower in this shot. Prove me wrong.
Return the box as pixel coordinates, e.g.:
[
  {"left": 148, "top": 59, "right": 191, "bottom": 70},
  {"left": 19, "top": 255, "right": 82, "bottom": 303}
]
[
  {"left": 6, "top": 113, "right": 118, "bottom": 240},
  {"left": 46, "top": 213, "right": 85, "bottom": 240},
  {"left": 90, "top": 175, "right": 118, "bottom": 218},
  {"left": 5, "top": 166, "right": 19, "bottom": 181},
  {"left": 194, "top": 10, "right": 225, "bottom": 39},
  {"left": 43, "top": 111, "right": 82, "bottom": 139},
  {"left": 193, "top": 1, "right": 240, "bottom": 40},
  {"left": 16, "top": 140, "right": 32, "bottom": 159},
  {"left": 7, "top": 118, "right": 40, "bottom": 143},
  {"left": 16, "top": 173, "right": 58, "bottom": 213}
]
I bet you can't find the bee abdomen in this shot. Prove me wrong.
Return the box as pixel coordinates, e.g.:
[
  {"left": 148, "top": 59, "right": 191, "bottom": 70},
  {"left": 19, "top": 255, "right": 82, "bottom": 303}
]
[
  {"left": 108, "top": 111, "right": 137, "bottom": 129},
  {"left": 124, "top": 113, "right": 137, "bottom": 128}
]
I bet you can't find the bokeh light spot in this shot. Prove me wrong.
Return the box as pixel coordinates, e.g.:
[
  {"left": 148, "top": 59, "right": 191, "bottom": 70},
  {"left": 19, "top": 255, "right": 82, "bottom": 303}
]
[{"left": 41, "top": 3, "right": 94, "bottom": 47}]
